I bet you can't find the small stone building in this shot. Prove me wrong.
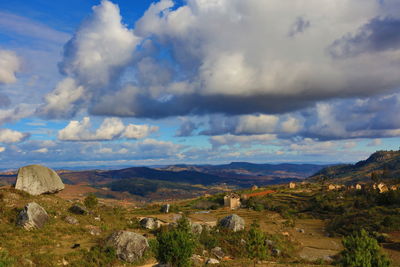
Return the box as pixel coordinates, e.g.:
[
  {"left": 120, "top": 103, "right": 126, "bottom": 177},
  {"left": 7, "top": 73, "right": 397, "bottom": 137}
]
[
  {"left": 251, "top": 185, "right": 258, "bottom": 191},
  {"left": 224, "top": 193, "right": 241, "bottom": 210},
  {"left": 289, "top": 182, "right": 296, "bottom": 189},
  {"left": 327, "top": 184, "right": 337, "bottom": 191},
  {"left": 377, "top": 183, "right": 388, "bottom": 193}
]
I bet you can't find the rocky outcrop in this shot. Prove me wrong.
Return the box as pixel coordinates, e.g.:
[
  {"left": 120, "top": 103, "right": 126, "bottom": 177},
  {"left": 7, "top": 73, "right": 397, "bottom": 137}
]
[
  {"left": 15, "top": 165, "right": 64, "bottom": 195},
  {"left": 106, "top": 230, "right": 149, "bottom": 263},
  {"left": 140, "top": 217, "right": 161, "bottom": 230},
  {"left": 64, "top": 216, "right": 79, "bottom": 225},
  {"left": 218, "top": 214, "right": 245, "bottom": 232},
  {"left": 69, "top": 204, "right": 88, "bottom": 215},
  {"left": 17, "top": 202, "right": 49, "bottom": 230},
  {"left": 191, "top": 223, "right": 203, "bottom": 235}
]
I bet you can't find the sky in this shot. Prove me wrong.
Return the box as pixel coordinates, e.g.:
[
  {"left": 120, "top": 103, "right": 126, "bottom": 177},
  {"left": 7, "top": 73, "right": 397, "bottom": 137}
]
[{"left": 1, "top": 0, "right": 400, "bottom": 169}]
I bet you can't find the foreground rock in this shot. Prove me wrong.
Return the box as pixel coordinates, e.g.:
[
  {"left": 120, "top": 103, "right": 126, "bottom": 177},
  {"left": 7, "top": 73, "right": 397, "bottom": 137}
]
[
  {"left": 15, "top": 164, "right": 64, "bottom": 195},
  {"left": 69, "top": 204, "right": 88, "bottom": 215},
  {"left": 64, "top": 216, "right": 79, "bottom": 225},
  {"left": 17, "top": 202, "right": 49, "bottom": 230},
  {"left": 140, "top": 217, "right": 161, "bottom": 230},
  {"left": 191, "top": 223, "right": 203, "bottom": 235},
  {"left": 218, "top": 214, "right": 245, "bottom": 232},
  {"left": 106, "top": 230, "right": 149, "bottom": 263}
]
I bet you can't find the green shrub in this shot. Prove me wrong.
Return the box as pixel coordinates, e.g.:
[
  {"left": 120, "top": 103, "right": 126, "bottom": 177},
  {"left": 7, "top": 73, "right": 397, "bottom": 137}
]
[
  {"left": 246, "top": 222, "right": 269, "bottom": 261},
  {"left": 338, "top": 229, "right": 391, "bottom": 267},
  {"left": 71, "top": 246, "right": 116, "bottom": 267},
  {"left": 0, "top": 251, "right": 15, "bottom": 267},
  {"left": 155, "top": 217, "right": 197, "bottom": 267},
  {"left": 199, "top": 227, "right": 218, "bottom": 250},
  {"left": 84, "top": 193, "right": 98, "bottom": 209}
]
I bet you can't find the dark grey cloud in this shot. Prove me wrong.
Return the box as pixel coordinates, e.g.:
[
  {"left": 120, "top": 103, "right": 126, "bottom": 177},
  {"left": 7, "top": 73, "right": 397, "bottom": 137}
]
[
  {"left": 329, "top": 16, "right": 400, "bottom": 58},
  {"left": 175, "top": 119, "right": 200, "bottom": 137},
  {"left": 288, "top": 17, "right": 310, "bottom": 37},
  {"left": 0, "top": 93, "right": 11, "bottom": 108}
]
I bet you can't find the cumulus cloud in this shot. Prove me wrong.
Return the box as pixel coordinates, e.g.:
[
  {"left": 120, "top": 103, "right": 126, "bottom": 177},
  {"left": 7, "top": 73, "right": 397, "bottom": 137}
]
[
  {"left": 0, "top": 104, "right": 36, "bottom": 126},
  {"left": 210, "top": 134, "right": 276, "bottom": 148},
  {"left": 329, "top": 16, "right": 400, "bottom": 58},
  {"left": 0, "top": 50, "right": 21, "bottom": 84},
  {"left": 40, "top": 0, "right": 140, "bottom": 118},
  {"left": 0, "top": 128, "right": 29, "bottom": 143},
  {"left": 58, "top": 117, "right": 158, "bottom": 141},
  {"left": 40, "top": 0, "right": 400, "bottom": 120},
  {"left": 123, "top": 124, "right": 159, "bottom": 139},
  {"left": 0, "top": 147, "right": 5, "bottom": 153},
  {"left": 38, "top": 78, "right": 85, "bottom": 118}
]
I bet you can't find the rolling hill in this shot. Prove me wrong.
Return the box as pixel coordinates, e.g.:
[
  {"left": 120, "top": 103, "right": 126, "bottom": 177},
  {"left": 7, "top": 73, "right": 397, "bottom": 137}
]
[{"left": 308, "top": 150, "right": 400, "bottom": 184}]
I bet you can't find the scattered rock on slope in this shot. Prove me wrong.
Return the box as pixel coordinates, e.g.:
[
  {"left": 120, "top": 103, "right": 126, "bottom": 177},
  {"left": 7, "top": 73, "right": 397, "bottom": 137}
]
[
  {"left": 106, "top": 230, "right": 149, "bottom": 263},
  {"left": 140, "top": 217, "right": 161, "bottom": 230},
  {"left": 218, "top": 214, "right": 245, "bottom": 232},
  {"left": 17, "top": 202, "right": 49, "bottom": 230},
  {"left": 15, "top": 164, "right": 64, "bottom": 196},
  {"left": 69, "top": 204, "right": 88, "bottom": 215}
]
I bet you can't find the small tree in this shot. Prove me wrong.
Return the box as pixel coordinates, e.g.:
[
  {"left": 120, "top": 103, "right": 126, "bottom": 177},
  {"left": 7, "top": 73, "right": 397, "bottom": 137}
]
[
  {"left": 155, "top": 217, "right": 196, "bottom": 267},
  {"left": 84, "top": 193, "right": 98, "bottom": 209},
  {"left": 246, "top": 221, "right": 269, "bottom": 265},
  {"left": 339, "top": 229, "right": 391, "bottom": 267}
]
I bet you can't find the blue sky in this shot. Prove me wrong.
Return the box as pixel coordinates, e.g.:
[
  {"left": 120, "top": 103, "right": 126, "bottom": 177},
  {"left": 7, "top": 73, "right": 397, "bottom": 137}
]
[{"left": 1, "top": 0, "right": 400, "bottom": 169}]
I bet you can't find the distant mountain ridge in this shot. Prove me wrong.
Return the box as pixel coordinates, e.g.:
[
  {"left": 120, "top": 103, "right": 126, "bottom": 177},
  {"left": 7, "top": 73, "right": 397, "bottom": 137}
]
[{"left": 308, "top": 150, "right": 400, "bottom": 184}]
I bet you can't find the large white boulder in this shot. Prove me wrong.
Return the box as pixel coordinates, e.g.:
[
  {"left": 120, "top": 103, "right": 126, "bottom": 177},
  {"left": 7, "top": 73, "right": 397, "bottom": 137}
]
[
  {"left": 15, "top": 164, "right": 64, "bottom": 195},
  {"left": 106, "top": 230, "right": 149, "bottom": 263},
  {"left": 218, "top": 214, "right": 245, "bottom": 232},
  {"left": 17, "top": 202, "right": 49, "bottom": 230}
]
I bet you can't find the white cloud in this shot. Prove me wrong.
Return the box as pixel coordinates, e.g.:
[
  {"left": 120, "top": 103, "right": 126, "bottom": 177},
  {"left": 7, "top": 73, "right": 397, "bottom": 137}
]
[
  {"left": 210, "top": 134, "right": 276, "bottom": 148},
  {"left": 39, "top": 77, "right": 85, "bottom": 118},
  {"left": 124, "top": 124, "right": 159, "bottom": 139},
  {"left": 280, "top": 116, "right": 302, "bottom": 134},
  {"left": 41, "top": 0, "right": 400, "bottom": 120},
  {"left": 0, "top": 104, "right": 36, "bottom": 126},
  {"left": 58, "top": 117, "right": 158, "bottom": 141},
  {"left": 368, "top": 138, "right": 382, "bottom": 146},
  {"left": 0, "top": 11, "right": 70, "bottom": 44},
  {"left": 0, "top": 147, "right": 5, "bottom": 153},
  {"left": 0, "top": 50, "right": 21, "bottom": 84},
  {"left": 33, "top": 148, "right": 48, "bottom": 153},
  {"left": 235, "top": 114, "right": 278, "bottom": 134},
  {"left": 0, "top": 128, "right": 29, "bottom": 143},
  {"left": 40, "top": 0, "right": 141, "bottom": 118}
]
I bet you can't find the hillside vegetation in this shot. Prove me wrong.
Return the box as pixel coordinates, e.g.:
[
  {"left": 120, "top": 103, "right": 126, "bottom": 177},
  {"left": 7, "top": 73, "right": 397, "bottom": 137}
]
[{"left": 309, "top": 150, "right": 400, "bottom": 184}]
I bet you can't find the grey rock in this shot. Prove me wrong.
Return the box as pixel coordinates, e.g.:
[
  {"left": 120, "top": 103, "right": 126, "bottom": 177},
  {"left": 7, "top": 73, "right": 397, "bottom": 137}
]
[
  {"left": 218, "top": 214, "right": 245, "bottom": 232},
  {"left": 17, "top": 202, "right": 49, "bottom": 230},
  {"left": 191, "top": 254, "right": 203, "bottom": 265},
  {"left": 206, "top": 258, "right": 220, "bottom": 265},
  {"left": 106, "top": 230, "right": 149, "bottom": 263},
  {"left": 272, "top": 248, "right": 281, "bottom": 256},
  {"left": 191, "top": 223, "right": 203, "bottom": 235},
  {"left": 266, "top": 239, "right": 274, "bottom": 246},
  {"left": 140, "top": 217, "right": 158, "bottom": 230},
  {"left": 15, "top": 164, "right": 64, "bottom": 195},
  {"left": 161, "top": 204, "right": 170, "bottom": 213},
  {"left": 210, "top": 247, "right": 224, "bottom": 260},
  {"left": 64, "top": 216, "right": 79, "bottom": 225},
  {"left": 69, "top": 204, "right": 88, "bottom": 215}
]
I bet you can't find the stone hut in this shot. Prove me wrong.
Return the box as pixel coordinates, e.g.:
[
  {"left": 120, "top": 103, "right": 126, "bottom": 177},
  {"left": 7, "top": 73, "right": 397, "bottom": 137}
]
[
  {"left": 223, "top": 193, "right": 241, "bottom": 210},
  {"left": 251, "top": 185, "right": 258, "bottom": 191},
  {"left": 377, "top": 183, "right": 388, "bottom": 193},
  {"left": 289, "top": 182, "right": 296, "bottom": 189},
  {"left": 327, "top": 184, "right": 337, "bottom": 191}
]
